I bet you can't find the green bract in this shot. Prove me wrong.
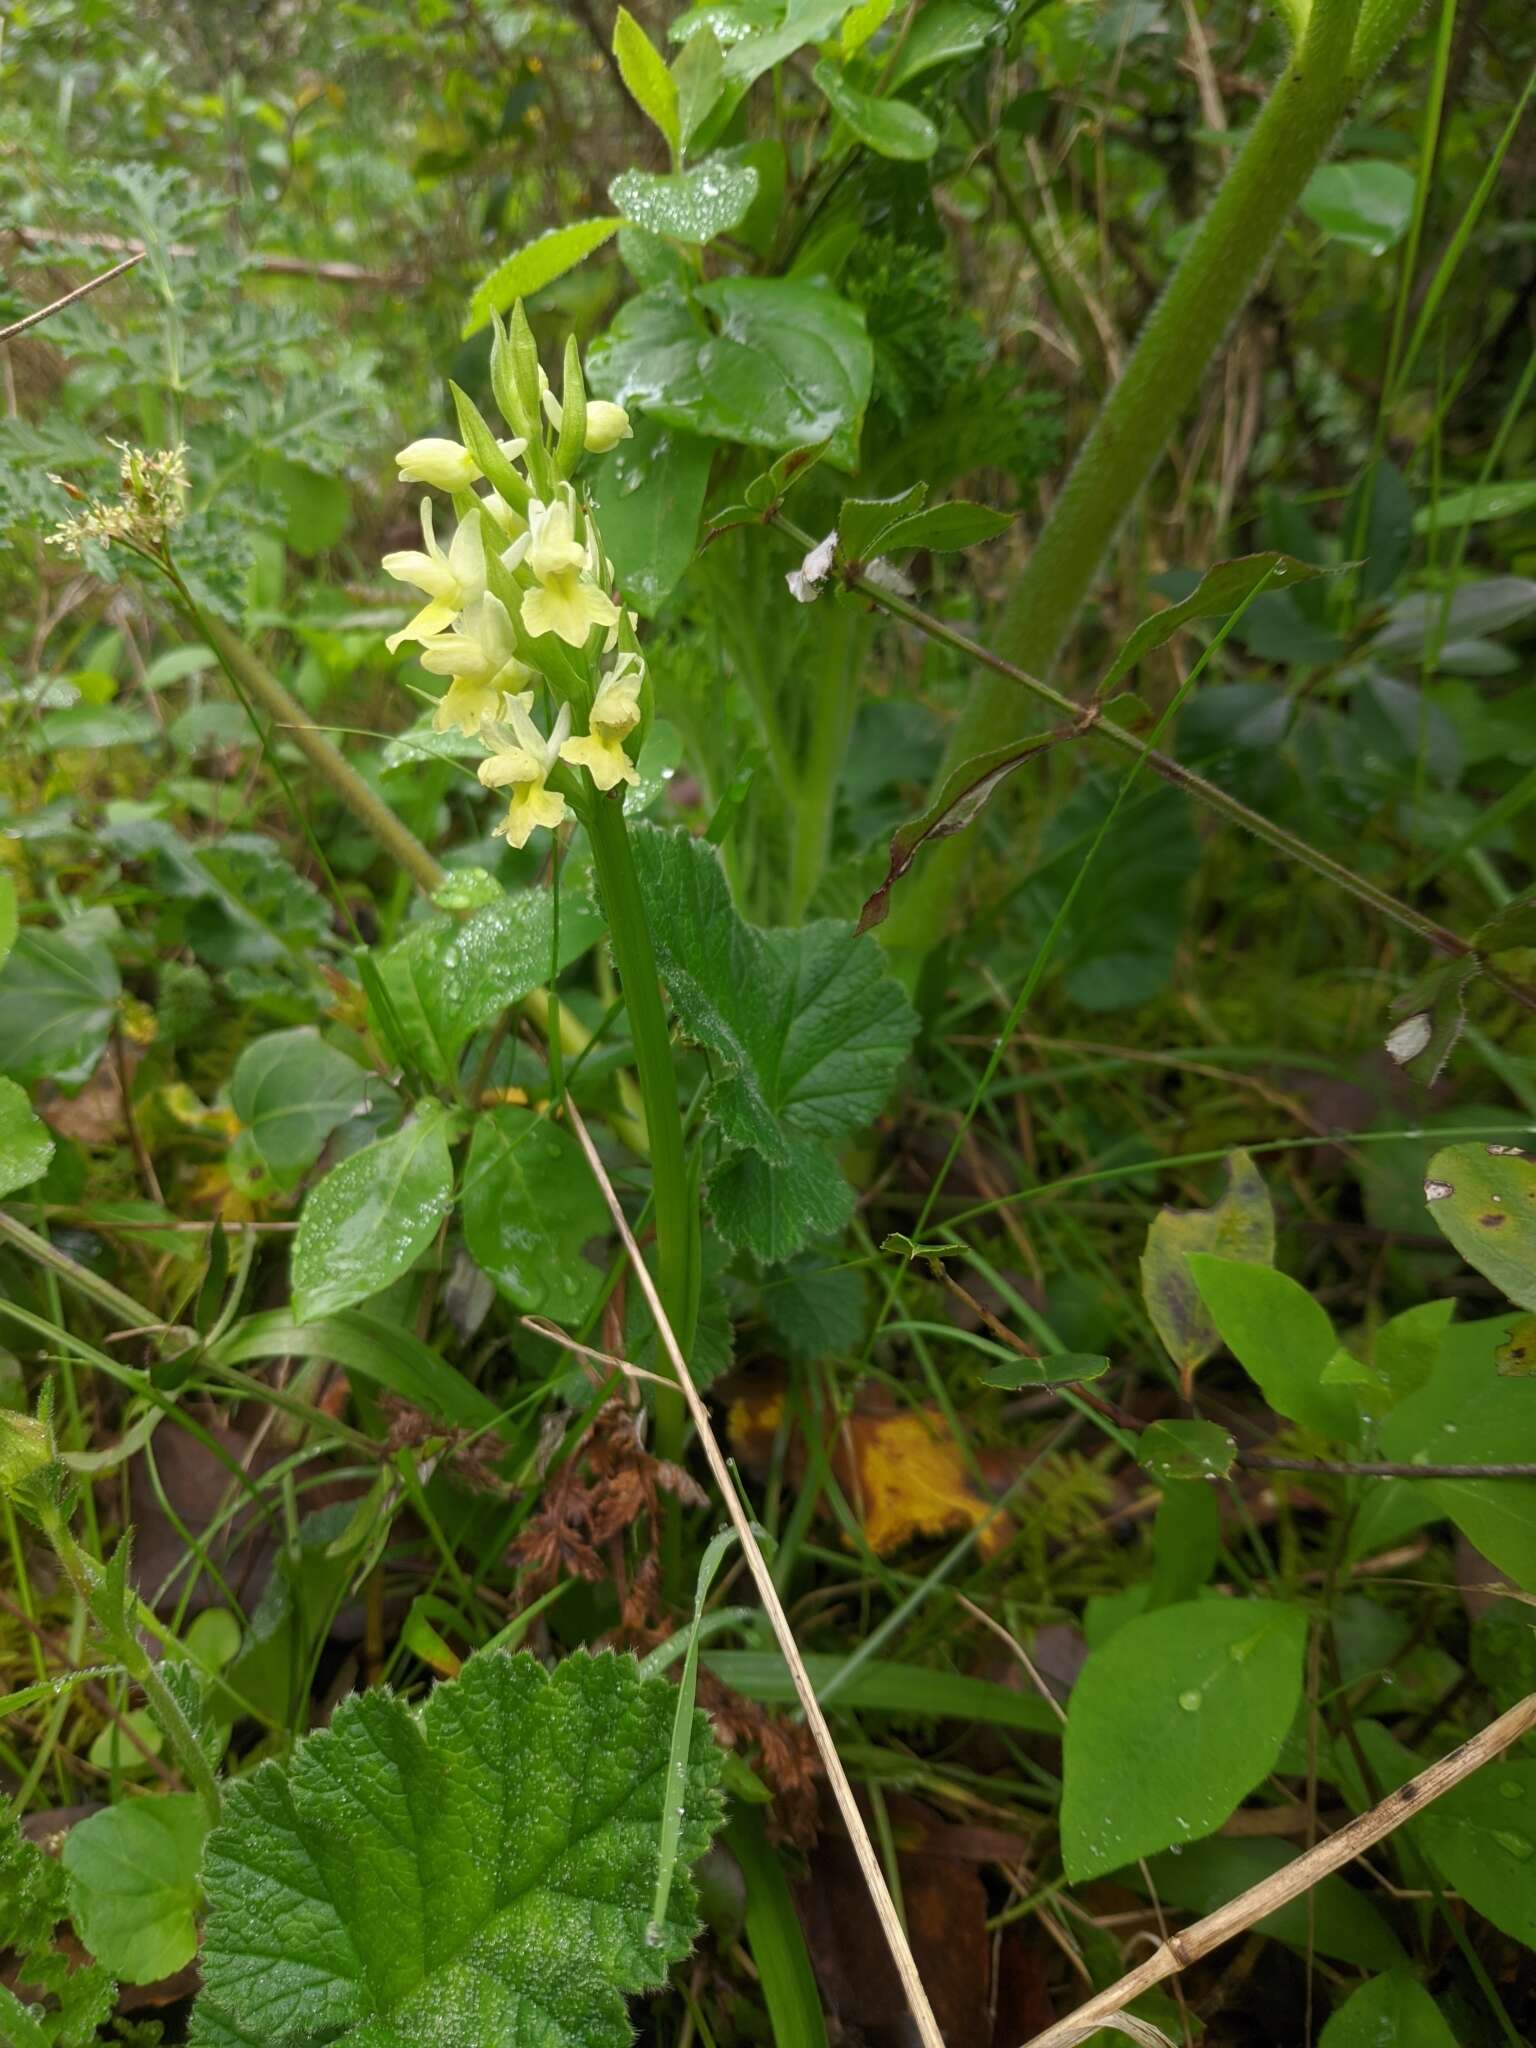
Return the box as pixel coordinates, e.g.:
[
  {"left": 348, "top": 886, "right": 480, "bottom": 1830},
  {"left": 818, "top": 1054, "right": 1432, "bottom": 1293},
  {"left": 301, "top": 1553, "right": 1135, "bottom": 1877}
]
[{"left": 189, "top": 1650, "right": 724, "bottom": 2048}]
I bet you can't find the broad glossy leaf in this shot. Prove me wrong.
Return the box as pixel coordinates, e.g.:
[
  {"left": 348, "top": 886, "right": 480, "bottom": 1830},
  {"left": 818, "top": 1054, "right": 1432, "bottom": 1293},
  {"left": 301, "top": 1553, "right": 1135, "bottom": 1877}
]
[
  {"left": 609, "top": 160, "right": 757, "bottom": 243},
  {"left": 1142, "top": 1149, "right": 1275, "bottom": 1390},
  {"left": 464, "top": 219, "right": 624, "bottom": 337},
  {"left": 1187, "top": 1254, "right": 1360, "bottom": 1441},
  {"left": 230, "top": 1028, "right": 375, "bottom": 1180},
  {"left": 0, "top": 925, "right": 120, "bottom": 1087},
  {"left": 613, "top": 6, "right": 680, "bottom": 154},
  {"left": 61, "top": 1794, "right": 209, "bottom": 1984},
  {"left": 1061, "top": 1598, "right": 1308, "bottom": 1879},
  {"left": 370, "top": 882, "right": 604, "bottom": 1086},
  {"left": 1423, "top": 1141, "right": 1536, "bottom": 1308},
  {"left": 0, "top": 1077, "right": 53, "bottom": 1198},
  {"left": 462, "top": 1107, "right": 609, "bottom": 1322},
  {"left": 1379, "top": 1315, "right": 1536, "bottom": 1588},
  {"left": 1300, "top": 160, "right": 1416, "bottom": 254},
  {"left": 1320, "top": 1973, "right": 1458, "bottom": 2047},
  {"left": 585, "top": 415, "right": 714, "bottom": 615},
  {"left": 1141, "top": 1839, "right": 1404, "bottom": 1971},
  {"left": 291, "top": 1105, "right": 455, "bottom": 1322},
  {"left": 672, "top": 25, "right": 725, "bottom": 146},
  {"left": 812, "top": 60, "right": 938, "bottom": 160},
  {"left": 723, "top": 0, "right": 852, "bottom": 86},
  {"left": 189, "top": 1650, "right": 723, "bottom": 2048},
  {"left": 632, "top": 826, "right": 916, "bottom": 1261},
  {"left": 1415, "top": 1756, "right": 1536, "bottom": 1950},
  {"left": 888, "top": 0, "right": 998, "bottom": 86},
  {"left": 590, "top": 279, "right": 872, "bottom": 468}
]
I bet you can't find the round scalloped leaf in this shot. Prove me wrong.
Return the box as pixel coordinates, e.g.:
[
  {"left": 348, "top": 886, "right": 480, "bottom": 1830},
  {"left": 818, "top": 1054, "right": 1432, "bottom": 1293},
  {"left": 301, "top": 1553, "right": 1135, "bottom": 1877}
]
[{"left": 189, "top": 1649, "right": 723, "bottom": 2048}]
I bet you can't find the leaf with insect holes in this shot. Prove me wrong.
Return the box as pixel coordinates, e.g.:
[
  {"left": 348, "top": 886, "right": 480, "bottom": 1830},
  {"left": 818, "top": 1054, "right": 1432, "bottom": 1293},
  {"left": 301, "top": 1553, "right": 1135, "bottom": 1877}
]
[
  {"left": 631, "top": 826, "right": 916, "bottom": 1262},
  {"left": 188, "top": 1650, "right": 723, "bottom": 2048},
  {"left": 1141, "top": 1149, "right": 1275, "bottom": 1392},
  {"left": 1423, "top": 1141, "right": 1536, "bottom": 1310}
]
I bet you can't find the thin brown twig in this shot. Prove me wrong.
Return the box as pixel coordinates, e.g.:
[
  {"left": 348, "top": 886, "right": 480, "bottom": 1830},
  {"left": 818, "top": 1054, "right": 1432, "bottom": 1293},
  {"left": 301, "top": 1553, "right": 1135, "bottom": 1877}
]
[
  {"left": 0, "top": 251, "right": 145, "bottom": 343},
  {"left": 564, "top": 1098, "right": 947, "bottom": 2048},
  {"left": 1021, "top": 1686, "right": 1536, "bottom": 2048}
]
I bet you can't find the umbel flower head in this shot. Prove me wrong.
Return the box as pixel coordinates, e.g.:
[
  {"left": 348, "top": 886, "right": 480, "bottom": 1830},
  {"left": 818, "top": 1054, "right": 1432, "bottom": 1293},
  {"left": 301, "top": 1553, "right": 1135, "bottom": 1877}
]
[
  {"left": 48, "top": 442, "right": 189, "bottom": 560},
  {"left": 379, "top": 302, "right": 652, "bottom": 848}
]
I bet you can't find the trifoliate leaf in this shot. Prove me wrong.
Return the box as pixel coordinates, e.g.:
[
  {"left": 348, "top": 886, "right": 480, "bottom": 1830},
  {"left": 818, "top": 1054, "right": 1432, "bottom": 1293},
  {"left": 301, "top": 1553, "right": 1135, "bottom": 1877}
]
[
  {"left": 631, "top": 826, "right": 916, "bottom": 1261},
  {"left": 188, "top": 1649, "right": 724, "bottom": 2048}
]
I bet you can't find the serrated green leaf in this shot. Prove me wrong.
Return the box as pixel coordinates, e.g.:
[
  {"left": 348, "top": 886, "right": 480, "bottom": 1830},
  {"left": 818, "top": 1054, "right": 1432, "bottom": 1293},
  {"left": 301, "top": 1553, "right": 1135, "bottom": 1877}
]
[
  {"left": 837, "top": 483, "right": 926, "bottom": 562},
  {"left": 865, "top": 499, "right": 1013, "bottom": 557},
  {"left": 1423, "top": 1141, "right": 1536, "bottom": 1309},
  {"left": 464, "top": 220, "right": 624, "bottom": 337},
  {"left": 631, "top": 826, "right": 916, "bottom": 1261},
  {"left": 230, "top": 1028, "right": 374, "bottom": 1180},
  {"left": 369, "top": 882, "right": 604, "bottom": 1087},
  {"left": 614, "top": 6, "right": 681, "bottom": 156},
  {"left": 1141, "top": 1149, "right": 1275, "bottom": 1390},
  {"left": 61, "top": 1794, "right": 209, "bottom": 1984},
  {"left": 291, "top": 1107, "right": 455, "bottom": 1322},
  {"left": 1320, "top": 1972, "right": 1458, "bottom": 2046},
  {"left": 0, "top": 926, "right": 121, "bottom": 1087},
  {"left": 0, "top": 1077, "right": 53, "bottom": 1198},
  {"left": 609, "top": 161, "right": 757, "bottom": 244},
  {"left": 189, "top": 1649, "right": 723, "bottom": 2048},
  {"left": 1061, "top": 1599, "right": 1308, "bottom": 1879},
  {"left": 462, "top": 1107, "right": 609, "bottom": 1322},
  {"left": 812, "top": 60, "right": 938, "bottom": 160},
  {"left": 1099, "top": 553, "right": 1325, "bottom": 698}
]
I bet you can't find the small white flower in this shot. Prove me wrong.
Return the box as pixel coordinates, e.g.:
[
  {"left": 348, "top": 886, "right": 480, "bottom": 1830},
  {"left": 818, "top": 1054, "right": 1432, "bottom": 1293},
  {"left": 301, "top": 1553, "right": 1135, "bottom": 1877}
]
[
  {"left": 478, "top": 698, "right": 573, "bottom": 847},
  {"left": 787, "top": 528, "right": 838, "bottom": 603},
  {"left": 560, "top": 652, "right": 644, "bottom": 792},
  {"left": 382, "top": 499, "right": 486, "bottom": 650}
]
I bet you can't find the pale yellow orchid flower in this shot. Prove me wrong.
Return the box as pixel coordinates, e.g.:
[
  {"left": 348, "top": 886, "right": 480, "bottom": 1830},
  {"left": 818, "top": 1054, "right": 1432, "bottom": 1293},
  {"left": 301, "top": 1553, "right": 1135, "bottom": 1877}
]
[
  {"left": 477, "top": 697, "right": 572, "bottom": 848},
  {"left": 382, "top": 499, "right": 486, "bottom": 650},
  {"left": 394, "top": 435, "right": 526, "bottom": 491},
  {"left": 560, "top": 653, "right": 643, "bottom": 792},
  {"left": 516, "top": 490, "right": 619, "bottom": 649},
  {"left": 419, "top": 596, "right": 535, "bottom": 735}
]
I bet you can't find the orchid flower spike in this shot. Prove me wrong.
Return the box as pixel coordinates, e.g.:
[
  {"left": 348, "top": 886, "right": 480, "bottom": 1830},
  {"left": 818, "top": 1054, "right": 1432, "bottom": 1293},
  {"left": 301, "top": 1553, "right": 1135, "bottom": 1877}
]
[
  {"left": 561, "top": 652, "right": 644, "bottom": 793},
  {"left": 515, "top": 488, "right": 619, "bottom": 649}
]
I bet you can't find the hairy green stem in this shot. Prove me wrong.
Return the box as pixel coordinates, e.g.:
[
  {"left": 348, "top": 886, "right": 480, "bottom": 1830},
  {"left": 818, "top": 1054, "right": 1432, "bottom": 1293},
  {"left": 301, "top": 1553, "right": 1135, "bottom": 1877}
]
[
  {"left": 190, "top": 609, "right": 448, "bottom": 897},
  {"left": 774, "top": 517, "right": 1536, "bottom": 1012},
  {"left": 879, "top": 0, "right": 1427, "bottom": 955},
  {"left": 584, "top": 796, "right": 694, "bottom": 1464}
]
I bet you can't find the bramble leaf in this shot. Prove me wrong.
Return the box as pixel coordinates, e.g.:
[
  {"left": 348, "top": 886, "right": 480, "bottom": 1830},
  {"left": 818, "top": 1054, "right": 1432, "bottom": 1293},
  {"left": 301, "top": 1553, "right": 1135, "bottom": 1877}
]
[
  {"left": 188, "top": 1649, "right": 723, "bottom": 2048},
  {"left": 632, "top": 826, "right": 916, "bottom": 1261}
]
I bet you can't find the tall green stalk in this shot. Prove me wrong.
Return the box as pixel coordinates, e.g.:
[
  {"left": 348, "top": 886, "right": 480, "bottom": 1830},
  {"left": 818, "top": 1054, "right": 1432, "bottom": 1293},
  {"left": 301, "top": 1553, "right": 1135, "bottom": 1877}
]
[
  {"left": 879, "top": 0, "right": 1428, "bottom": 959},
  {"left": 584, "top": 795, "right": 694, "bottom": 1462}
]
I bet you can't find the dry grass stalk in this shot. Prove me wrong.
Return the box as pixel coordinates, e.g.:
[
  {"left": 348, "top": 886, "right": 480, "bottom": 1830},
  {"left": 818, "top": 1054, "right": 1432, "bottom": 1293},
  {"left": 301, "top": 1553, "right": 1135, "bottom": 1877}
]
[
  {"left": 565, "top": 1099, "right": 946, "bottom": 2048},
  {"left": 1021, "top": 1686, "right": 1536, "bottom": 2048}
]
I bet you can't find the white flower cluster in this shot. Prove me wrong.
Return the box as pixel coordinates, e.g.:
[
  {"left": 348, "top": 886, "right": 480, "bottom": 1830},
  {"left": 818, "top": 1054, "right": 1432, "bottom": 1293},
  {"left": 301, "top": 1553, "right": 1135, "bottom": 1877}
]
[{"left": 381, "top": 306, "right": 645, "bottom": 849}]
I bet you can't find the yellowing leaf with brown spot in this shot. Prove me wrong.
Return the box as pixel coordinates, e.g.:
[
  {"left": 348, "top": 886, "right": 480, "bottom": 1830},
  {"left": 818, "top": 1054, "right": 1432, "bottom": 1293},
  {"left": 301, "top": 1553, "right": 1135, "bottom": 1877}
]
[{"left": 1141, "top": 1148, "right": 1275, "bottom": 1395}]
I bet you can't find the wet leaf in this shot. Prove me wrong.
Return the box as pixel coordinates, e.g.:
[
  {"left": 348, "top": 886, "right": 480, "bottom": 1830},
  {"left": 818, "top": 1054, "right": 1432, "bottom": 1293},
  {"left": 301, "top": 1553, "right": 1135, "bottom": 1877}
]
[
  {"left": 609, "top": 160, "right": 758, "bottom": 243},
  {"left": 1061, "top": 1599, "right": 1308, "bottom": 1879},
  {"left": 461, "top": 1107, "right": 608, "bottom": 1323},
  {"left": 290, "top": 1104, "right": 456, "bottom": 1323},
  {"left": 1138, "top": 1420, "right": 1237, "bottom": 1483},
  {"left": 1423, "top": 1141, "right": 1536, "bottom": 1309},
  {"left": 1140, "top": 1149, "right": 1275, "bottom": 1393}
]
